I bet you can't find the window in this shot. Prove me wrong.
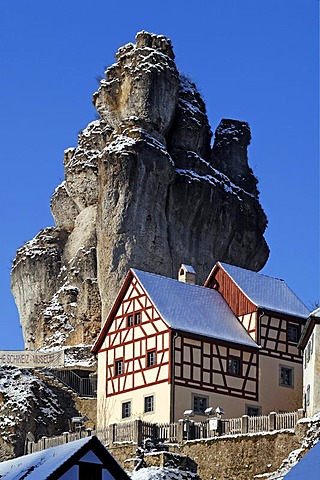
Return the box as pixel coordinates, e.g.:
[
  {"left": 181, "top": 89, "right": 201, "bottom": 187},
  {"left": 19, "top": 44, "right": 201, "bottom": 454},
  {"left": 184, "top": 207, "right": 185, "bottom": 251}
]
[
  {"left": 228, "top": 356, "right": 241, "bottom": 376},
  {"left": 288, "top": 324, "right": 299, "bottom": 343},
  {"left": 127, "top": 315, "right": 133, "bottom": 327},
  {"left": 306, "top": 385, "right": 310, "bottom": 407},
  {"left": 122, "top": 401, "right": 131, "bottom": 419},
  {"left": 134, "top": 312, "right": 141, "bottom": 325},
  {"left": 115, "top": 359, "right": 123, "bottom": 376},
  {"left": 147, "top": 350, "right": 156, "bottom": 367},
  {"left": 193, "top": 395, "right": 208, "bottom": 414},
  {"left": 144, "top": 395, "right": 154, "bottom": 413},
  {"left": 79, "top": 462, "right": 102, "bottom": 480},
  {"left": 307, "top": 342, "right": 311, "bottom": 363},
  {"left": 246, "top": 405, "right": 261, "bottom": 417},
  {"left": 279, "top": 365, "right": 294, "bottom": 387}
]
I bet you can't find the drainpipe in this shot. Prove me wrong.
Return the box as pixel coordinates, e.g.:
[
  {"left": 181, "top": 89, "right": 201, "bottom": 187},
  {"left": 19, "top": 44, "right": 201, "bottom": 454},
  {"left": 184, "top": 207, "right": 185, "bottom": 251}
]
[
  {"left": 170, "top": 331, "right": 179, "bottom": 423},
  {"left": 257, "top": 310, "right": 265, "bottom": 346}
]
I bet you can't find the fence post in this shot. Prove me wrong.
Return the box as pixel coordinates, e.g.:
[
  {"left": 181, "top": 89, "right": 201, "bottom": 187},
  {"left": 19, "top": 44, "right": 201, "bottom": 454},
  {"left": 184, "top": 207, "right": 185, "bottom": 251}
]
[
  {"left": 269, "top": 411, "right": 277, "bottom": 431},
  {"left": 41, "top": 436, "right": 47, "bottom": 450},
  {"left": 63, "top": 432, "right": 69, "bottom": 444},
  {"left": 109, "top": 424, "right": 116, "bottom": 447},
  {"left": 297, "top": 408, "right": 305, "bottom": 421},
  {"left": 241, "top": 415, "right": 249, "bottom": 434},
  {"left": 177, "top": 420, "right": 184, "bottom": 444},
  {"left": 134, "top": 419, "right": 143, "bottom": 446},
  {"left": 152, "top": 423, "right": 157, "bottom": 442}
]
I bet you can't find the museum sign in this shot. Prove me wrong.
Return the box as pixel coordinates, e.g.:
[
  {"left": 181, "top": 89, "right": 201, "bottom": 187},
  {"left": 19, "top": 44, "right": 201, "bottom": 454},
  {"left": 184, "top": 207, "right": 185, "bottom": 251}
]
[{"left": 0, "top": 350, "right": 64, "bottom": 368}]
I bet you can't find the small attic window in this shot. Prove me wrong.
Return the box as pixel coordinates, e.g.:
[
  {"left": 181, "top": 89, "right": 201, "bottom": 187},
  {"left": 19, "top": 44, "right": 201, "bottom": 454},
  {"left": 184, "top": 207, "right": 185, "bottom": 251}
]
[{"left": 178, "top": 264, "right": 196, "bottom": 284}]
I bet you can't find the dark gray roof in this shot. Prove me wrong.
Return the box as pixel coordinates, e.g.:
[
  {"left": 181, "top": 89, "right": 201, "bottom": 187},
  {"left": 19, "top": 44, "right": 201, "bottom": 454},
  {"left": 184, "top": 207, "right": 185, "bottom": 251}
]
[
  {"left": 220, "top": 263, "right": 310, "bottom": 319},
  {"left": 132, "top": 269, "right": 258, "bottom": 348}
]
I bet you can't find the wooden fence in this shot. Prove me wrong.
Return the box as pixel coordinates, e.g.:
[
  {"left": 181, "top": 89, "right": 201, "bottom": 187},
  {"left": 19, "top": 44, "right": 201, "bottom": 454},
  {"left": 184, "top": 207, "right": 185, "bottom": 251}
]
[{"left": 27, "top": 409, "right": 304, "bottom": 454}]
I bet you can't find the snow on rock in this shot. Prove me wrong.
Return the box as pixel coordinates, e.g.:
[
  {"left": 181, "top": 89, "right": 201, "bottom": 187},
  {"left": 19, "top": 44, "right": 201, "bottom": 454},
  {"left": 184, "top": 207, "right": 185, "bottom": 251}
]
[
  {"left": 256, "top": 414, "right": 320, "bottom": 479},
  {"left": 11, "top": 30, "right": 269, "bottom": 358},
  {"left": 0, "top": 366, "right": 67, "bottom": 461},
  {"left": 130, "top": 467, "right": 200, "bottom": 479}
]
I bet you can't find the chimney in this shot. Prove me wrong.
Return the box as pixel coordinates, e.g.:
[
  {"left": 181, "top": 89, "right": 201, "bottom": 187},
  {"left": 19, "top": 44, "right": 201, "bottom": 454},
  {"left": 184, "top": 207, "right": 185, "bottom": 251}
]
[{"left": 178, "top": 264, "right": 196, "bottom": 285}]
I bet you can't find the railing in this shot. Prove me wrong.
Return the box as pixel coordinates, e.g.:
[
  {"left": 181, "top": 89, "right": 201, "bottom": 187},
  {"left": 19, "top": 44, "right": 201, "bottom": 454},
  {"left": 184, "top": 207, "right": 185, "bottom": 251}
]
[
  {"left": 223, "top": 416, "right": 242, "bottom": 435},
  {"left": 276, "top": 411, "right": 298, "bottom": 430},
  {"left": 47, "top": 369, "right": 97, "bottom": 397},
  {"left": 26, "top": 409, "right": 304, "bottom": 454},
  {"left": 248, "top": 414, "right": 269, "bottom": 433}
]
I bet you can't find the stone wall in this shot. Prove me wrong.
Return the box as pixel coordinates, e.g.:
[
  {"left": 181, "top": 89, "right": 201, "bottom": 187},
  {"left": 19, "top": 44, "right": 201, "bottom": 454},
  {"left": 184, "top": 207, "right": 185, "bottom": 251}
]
[{"left": 109, "top": 430, "right": 303, "bottom": 480}]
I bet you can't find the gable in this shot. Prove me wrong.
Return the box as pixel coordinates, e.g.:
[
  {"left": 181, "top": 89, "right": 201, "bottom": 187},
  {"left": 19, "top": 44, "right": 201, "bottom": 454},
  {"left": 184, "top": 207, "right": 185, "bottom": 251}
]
[
  {"left": 0, "top": 436, "right": 130, "bottom": 480},
  {"left": 205, "top": 263, "right": 257, "bottom": 317},
  {"left": 205, "top": 262, "right": 310, "bottom": 319},
  {"left": 98, "top": 274, "right": 170, "bottom": 352},
  {"left": 98, "top": 274, "right": 171, "bottom": 397}
]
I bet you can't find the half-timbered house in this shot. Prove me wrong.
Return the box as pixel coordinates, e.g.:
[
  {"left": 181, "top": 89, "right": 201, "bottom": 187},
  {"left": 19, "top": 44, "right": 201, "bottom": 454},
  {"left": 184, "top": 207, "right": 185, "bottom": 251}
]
[{"left": 92, "top": 262, "right": 309, "bottom": 429}]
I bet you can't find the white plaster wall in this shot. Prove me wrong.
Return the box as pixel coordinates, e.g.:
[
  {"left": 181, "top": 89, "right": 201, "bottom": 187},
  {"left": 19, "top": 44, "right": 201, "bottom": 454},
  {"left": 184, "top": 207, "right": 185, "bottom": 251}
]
[
  {"left": 304, "top": 326, "right": 320, "bottom": 417},
  {"left": 259, "top": 355, "right": 303, "bottom": 413},
  {"left": 101, "top": 382, "right": 172, "bottom": 425}
]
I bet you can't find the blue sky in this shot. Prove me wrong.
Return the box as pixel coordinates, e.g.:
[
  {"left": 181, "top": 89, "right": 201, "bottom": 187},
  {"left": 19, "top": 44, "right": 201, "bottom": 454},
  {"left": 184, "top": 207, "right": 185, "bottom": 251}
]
[{"left": 0, "top": 0, "right": 318, "bottom": 350}]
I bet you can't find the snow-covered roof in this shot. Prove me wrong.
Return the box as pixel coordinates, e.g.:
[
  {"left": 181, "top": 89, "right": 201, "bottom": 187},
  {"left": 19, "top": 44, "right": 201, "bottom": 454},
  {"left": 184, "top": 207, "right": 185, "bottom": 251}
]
[
  {"left": 0, "top": 436, "right": 129, "bottom": 479},
  {"left": 219, "top": 263, "right": 310, "bottom": 319},
  {"left": 283, "top": 439, "right": 320, "bottom": 479},
  {"left": 311, "top": 307, "right": 320, "bottom": 318},
  {"left": 180, "top": 264, "right": 196, "bottom": 274},
  {"left": 298, "top": 307, "right": 320, "bottom": 349},
  {"left": 132, "top": 269, "right": 258, "bottom": 348}
]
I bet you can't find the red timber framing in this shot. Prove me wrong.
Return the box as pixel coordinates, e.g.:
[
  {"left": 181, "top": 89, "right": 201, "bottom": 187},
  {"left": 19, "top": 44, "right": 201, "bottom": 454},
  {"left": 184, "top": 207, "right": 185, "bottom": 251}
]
[
  {"left": 173, "top": 333, "right": 259, "bottom": 401},
  {"left": 93, "top": 272, "right": 171, "bottom": 397},
  {"left": 259, "top": 310, "right": 303, "bottom": 363},
  {"left": 204, "top": 263, "right": 258, "bottom": 341}
]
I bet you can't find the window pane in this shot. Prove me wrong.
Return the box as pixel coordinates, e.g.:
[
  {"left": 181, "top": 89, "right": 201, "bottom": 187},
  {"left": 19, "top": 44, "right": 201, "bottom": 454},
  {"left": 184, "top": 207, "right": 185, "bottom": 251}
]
[
  {"left": 288, "top": 324, "right": 299, "bottom": 343},
  {"left": 147, "top": 351, "right": 156, "bottom": 367},
  {"left": 228, "top": 357, "right": 241, "bottom": 375},
  {"left": 280, "top": 366, "right": 293, "bottom": 387},
  {"left": 193, "top": 396, "right": 208, "bottom": 414},
  {"left": 134, "top": 313, "right": 141, "bottom": 324},
  {"left": 246, "top": 406, "right": 261, "bottom": 417},
  {"left": 115, "top": 360, "right": 123, "bottom": 376},
  {"left": 122, "top": 401, "right": 131, "bottom": 418},
  {"left": 144, "top": 395, "right": 154, "bottom": 412}
]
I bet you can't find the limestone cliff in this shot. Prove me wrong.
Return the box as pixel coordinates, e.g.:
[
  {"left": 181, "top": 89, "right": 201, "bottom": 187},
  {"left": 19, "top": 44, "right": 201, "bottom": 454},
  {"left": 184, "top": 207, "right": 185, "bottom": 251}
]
[{"left": 11, "top": 31, "right": 269, "bottom": 350}]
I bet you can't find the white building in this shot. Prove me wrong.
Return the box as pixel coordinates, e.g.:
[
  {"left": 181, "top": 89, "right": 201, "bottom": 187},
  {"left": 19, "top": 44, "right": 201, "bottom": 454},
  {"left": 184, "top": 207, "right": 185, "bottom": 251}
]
[{"left": 298, "top": 307, "right": 320, "bottom": 417}]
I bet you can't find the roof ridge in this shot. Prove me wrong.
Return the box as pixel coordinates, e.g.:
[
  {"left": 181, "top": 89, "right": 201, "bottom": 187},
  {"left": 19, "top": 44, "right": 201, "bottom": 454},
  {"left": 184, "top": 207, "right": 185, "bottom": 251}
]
[
  {"left": 220, "top": 262, "right": 285, "bottom": 282},
  {"left": 132, "top": 268, "right": 210, "bottom": 291}
]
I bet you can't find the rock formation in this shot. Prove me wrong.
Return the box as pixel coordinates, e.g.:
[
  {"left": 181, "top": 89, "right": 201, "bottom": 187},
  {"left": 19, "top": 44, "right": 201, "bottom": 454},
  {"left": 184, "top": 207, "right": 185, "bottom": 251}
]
[
  {"left": 11, "top": 31, "right": 269, "bottom": 350},
  {"left": 0, "top": 366, "right": 79, "bottom": 460}
]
